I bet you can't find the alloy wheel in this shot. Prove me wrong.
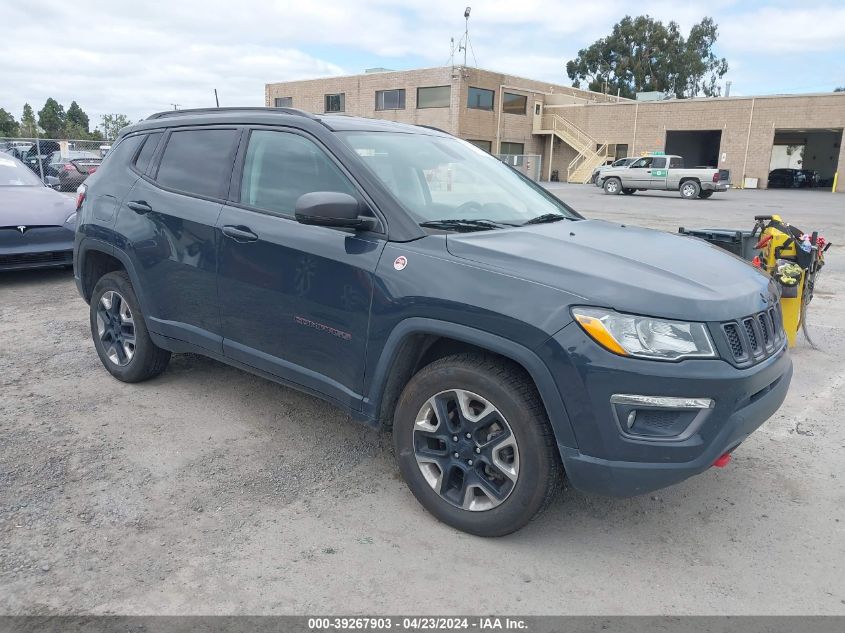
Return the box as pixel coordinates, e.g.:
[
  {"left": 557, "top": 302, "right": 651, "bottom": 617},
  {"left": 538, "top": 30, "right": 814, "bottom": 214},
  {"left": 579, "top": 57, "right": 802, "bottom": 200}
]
[
  {"left": 682, "top": 183, "right": 696, "bottom": 197},
  {"left": 412, "top": 389, "right": 519, "bottom": 512},
  {"left": 95, "top": 290, "right": 136, "bottom": 366}
]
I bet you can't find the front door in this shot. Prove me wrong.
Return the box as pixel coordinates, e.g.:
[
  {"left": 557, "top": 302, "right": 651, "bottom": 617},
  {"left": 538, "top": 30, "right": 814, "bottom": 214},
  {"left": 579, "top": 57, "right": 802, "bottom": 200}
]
[
  {"left": 216, "top": 129, "right": 385, "bottom": 408},
  {"left": 626, "top": 157, "right": 654, "bottom": 187}
]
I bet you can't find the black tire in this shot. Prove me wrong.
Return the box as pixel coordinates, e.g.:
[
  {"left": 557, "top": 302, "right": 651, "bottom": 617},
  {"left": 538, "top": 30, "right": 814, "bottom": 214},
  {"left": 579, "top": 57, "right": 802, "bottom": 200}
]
[
  {"left": 393, "top": 353, "right": 561, "bottom": 537},
  {"left": 698, "top": 190, "right": 714, "bottom": 199},
  {"left": 680, "top": 180, "right": 701, "bottom": 199},
  {"left": 621, "top": 188, "right": 636, "bottom": 195},
  {"left": 89, "top": 271, "right": 170, "bottom": 383},
  {"left": 603, "top": 177, "right": 622, "bottom": 195}
]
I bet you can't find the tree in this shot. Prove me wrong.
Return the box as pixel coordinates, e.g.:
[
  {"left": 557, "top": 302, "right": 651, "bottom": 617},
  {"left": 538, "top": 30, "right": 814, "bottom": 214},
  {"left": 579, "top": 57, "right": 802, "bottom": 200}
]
[
  {"left": 38, "top": 98, "right": 66, "bottom": 137},
  {"left": 566, "top": 15, "right": 729, "bottom": 99},
  {"left": 20, "top": 103, "right": 37, "bottom": 137},
  {"left": 64, "top": 101, "right": 91, "bottom": 138},
  {"left": 100, "top": 113, "right": 132, "bottom": 140},
  {"left": 0, "top": 108, "right": 20, "bottom": 137},
  {"left": 835, "top": 87, "right": 845, "bottom": 92}
]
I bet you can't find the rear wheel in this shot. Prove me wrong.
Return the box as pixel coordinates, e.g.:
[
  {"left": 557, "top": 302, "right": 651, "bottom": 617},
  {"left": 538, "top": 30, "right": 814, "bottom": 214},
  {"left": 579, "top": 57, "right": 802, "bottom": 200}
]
[
  {"left": 698, "top": 190, "right": 714, "bottom": 199},
  {"left": 90, "top": 271, "right": 170, "bottom": 383},
  {"left": 680, "top": 180, "right": 701, "bottom": 199},
  {"left": 603, "top": 178, "right": 622, "bottom": 195},
  {"left": 393, "top": 354, "right": 560, "bottom": 537}
]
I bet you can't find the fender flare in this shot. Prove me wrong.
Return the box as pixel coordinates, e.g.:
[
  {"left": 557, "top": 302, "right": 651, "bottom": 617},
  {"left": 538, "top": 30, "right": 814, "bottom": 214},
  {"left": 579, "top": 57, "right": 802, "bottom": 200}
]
[
  {"left": 363, "top": 317, "right": 578, "bottom": 449},
  {"left": 76, "top": 238, "right": 151, "bottom": 315}
]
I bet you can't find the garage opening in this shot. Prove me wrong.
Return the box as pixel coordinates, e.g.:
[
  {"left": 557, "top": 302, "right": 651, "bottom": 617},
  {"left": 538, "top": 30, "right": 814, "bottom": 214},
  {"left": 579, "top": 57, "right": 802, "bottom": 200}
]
[
  {"left": 769, "top": 128, "right": 842, "bottom": 188},
  {"left": 665, "top": 130, "right": 722, "bottom": 168}
]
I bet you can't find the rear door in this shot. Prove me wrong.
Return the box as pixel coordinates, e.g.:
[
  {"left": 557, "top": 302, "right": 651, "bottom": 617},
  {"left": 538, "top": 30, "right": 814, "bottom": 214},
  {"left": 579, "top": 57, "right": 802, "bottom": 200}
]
[
  {"left": 115, "top": 126, "right": 241, "bottom": 353},
  {"left": 216, "top": 127, "right": 386, "bottom": 408},
  {"left": 648, "top": 156, "right": 669, "bottom": 188}
]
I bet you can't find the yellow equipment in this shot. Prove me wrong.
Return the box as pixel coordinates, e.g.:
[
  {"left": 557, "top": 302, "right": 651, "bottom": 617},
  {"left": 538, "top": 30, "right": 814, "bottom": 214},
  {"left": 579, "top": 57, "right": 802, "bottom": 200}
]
[{"left": 752, "top": 214, "right": 828, "bottom": 347}]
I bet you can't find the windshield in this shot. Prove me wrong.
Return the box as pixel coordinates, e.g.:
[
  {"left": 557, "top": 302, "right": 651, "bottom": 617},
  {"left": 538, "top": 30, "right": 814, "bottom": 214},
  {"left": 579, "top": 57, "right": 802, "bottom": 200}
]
[
  {"left": 339, "top": 132, "right": 578, "bottom": 226},
  {"left": 0, "top": 155, "right": 45, "bottom": 186}
]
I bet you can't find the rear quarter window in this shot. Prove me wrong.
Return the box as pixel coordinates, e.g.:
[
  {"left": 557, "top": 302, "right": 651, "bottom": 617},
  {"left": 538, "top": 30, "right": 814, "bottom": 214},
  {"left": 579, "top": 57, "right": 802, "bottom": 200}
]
[
  {"left": 97, "top": 134, "right": 144, "bottom": 171},
  {"left": 134, "top": 132, "right": 163, "bottom": 175},
  {"left": 155, "top": 129, "right": 239, "bottom": 199}
]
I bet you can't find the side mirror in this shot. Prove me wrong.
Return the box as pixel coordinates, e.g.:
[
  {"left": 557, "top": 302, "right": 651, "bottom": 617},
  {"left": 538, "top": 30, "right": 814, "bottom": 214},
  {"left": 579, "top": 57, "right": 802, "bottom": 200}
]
[{"left": 295, "top": 192, "right": 371, "bottom": 229}]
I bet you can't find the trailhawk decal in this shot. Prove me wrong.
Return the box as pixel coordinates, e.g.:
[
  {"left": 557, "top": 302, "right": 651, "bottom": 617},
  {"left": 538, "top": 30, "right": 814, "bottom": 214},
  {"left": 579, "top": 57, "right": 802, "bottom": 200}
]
[{"left": 293, "top": 316, "right": 352, "bottom": 341}]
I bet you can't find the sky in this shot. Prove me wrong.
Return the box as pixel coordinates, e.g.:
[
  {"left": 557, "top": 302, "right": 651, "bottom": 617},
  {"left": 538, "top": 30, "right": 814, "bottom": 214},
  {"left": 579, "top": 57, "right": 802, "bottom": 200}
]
[{"left": 2, "top": 0, "right": 844, "bottom": 134}]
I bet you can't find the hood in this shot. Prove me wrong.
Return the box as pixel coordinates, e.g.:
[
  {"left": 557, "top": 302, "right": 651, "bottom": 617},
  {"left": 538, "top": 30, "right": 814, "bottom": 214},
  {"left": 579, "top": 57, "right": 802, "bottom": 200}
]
[
  {"left": 446, "top": 219, "right": 776, "bottom": 322},
  {"left": 0, "top": 186, "right": 76, "bottom": 226}
]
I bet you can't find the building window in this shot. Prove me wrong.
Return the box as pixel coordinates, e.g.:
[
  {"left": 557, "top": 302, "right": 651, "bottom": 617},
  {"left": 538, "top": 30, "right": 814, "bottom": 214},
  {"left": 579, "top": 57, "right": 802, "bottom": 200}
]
[
  {"left": 467, "top": 87, "right": 494, "bottom": 111},
  {"left": 417, "top": 86, "right": 451, "bottom": 108},
  {"left": 502, "top": 92, "right": 527, "bottom": 115},
  {"left": 375, "top": 89, "right": 406, "bottom": 111},
  {"left": 499, "top": 141, "right": 524, "bottom": 155},
  {"left": 534, "top": 102, "right": 542, "bottom": 115},
  {"left": 615, "top": 143, "right": 629, "bottom": 159},
  {"left": 274, "top": 97, "right": 293, "bottom": 108},
  {"left": 324, "top": 93, "right": 345, "bottom": 113},
  {"left": 467, "top": 140, "right": 492, "bottom": 153}
]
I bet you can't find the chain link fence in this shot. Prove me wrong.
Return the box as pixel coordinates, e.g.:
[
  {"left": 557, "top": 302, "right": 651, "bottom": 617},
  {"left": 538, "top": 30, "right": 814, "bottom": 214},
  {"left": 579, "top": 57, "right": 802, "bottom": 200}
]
[
  {"left": 496, "top": 154, "right": 542, "bottom": 181},
  {"left": 1, "top": 136, "right": 113, "bottom": 190}
]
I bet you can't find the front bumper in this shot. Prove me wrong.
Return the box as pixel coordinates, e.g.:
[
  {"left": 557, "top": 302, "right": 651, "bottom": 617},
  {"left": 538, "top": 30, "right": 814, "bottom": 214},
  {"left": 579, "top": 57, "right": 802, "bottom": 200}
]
[
  {"left": 0, "top": 226, "right": 74, "bottom": 271},
  {"left": 539, "top": 321, "right": 792, "bottom": 497}
]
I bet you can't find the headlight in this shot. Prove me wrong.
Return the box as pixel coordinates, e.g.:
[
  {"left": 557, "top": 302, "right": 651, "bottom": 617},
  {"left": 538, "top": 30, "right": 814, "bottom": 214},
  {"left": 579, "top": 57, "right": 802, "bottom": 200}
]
[{"left": 572, "top": 307, "right": 716, "bottom": 360}]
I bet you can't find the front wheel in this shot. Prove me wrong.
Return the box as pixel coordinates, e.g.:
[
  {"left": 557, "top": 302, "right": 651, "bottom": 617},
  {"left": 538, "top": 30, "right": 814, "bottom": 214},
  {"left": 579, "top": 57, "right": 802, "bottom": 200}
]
[
  {"left": 603, "top": 178, "right": 622, "bottom": 195},
  {"left": 680, "top": 180, "right": 701, "bottom": 199},
  {"left": 393, "top": 354, "right": 560, "bottom": 536},
  {"left": 90, "top": 271, "right": 171, "bottom": 383}
]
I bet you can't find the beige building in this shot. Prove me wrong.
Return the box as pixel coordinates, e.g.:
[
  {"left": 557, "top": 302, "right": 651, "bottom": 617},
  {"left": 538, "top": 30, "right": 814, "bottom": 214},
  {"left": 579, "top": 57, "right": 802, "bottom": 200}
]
[{"left": 266, "top": 66, "right": 845, "bottom": 191}]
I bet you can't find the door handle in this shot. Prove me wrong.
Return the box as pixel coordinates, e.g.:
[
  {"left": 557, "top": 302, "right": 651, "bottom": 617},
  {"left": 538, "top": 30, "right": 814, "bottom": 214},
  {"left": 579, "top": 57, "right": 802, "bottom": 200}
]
[
  {"left": 222, "top": 225, "right": 258, "bottom": 243},
  {"left": 646, "top": 170, "right": 652, "bottom": 174},
  {"left": 127, "top": 200, "right": 152, "bottom": 214}
]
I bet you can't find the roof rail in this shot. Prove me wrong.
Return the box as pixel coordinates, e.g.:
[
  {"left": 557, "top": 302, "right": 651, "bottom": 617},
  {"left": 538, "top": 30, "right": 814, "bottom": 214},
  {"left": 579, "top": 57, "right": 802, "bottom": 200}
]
[{"left": 146, "top": 107, "right": 317, "bottom": 120}]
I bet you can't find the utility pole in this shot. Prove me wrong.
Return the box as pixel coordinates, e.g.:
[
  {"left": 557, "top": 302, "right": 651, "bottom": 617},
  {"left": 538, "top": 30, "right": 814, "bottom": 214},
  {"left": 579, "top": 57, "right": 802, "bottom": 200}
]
[
  {"left": 170, "top": 103, "right": 181, "bottom": 111},
  {"left": 463, "top": 7, "right": 470, "bottom": 66},
  {"left": 214, "top": 89, "right": 219, "bottom": 108}
]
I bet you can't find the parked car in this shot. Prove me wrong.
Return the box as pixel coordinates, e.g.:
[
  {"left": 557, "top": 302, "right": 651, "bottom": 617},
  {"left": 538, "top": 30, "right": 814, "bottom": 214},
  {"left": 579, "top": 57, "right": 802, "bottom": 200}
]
[
  {"left": 592, "top": 156, "right": 637, "bottom": 185},
  {"left": 767, "top": 168, "right": 805, "bottom": 188},
  {"left": 0, "top": 141, "right": 33, "bottom": 161},
  {"left": 598, "top": 154, "right": 730, "bottom": 199},
  {"left": 0, "top": 154, "right": 77, "bottom": 271},
  {"left": 22, "top": 140, "right": 60, "bottom": 180},
  {"left": 74, "top": 109, "right": 792, "bottom": 536},
  {"left": 798, "top": 169, "right": 819, "bottom": 188},
  {"left": 47, "top": 151, "right": 103, "bottom": 191}
]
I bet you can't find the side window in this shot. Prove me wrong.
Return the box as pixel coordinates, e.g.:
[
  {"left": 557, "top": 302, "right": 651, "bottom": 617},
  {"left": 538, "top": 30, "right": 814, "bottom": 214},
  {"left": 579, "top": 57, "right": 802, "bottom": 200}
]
[
  {"left": 239, "top": 130, "right": 357, "bottom": 216},
  {"left": 134, "top": 132, "right": 163, "bottom": 174},
  {"left": 631, "top": 157, "right": 651, "bottom": 169},
  {"left": 97, "top": 134, "right": 144, "bottom": 171},
  {"left": 651, "top": 157, "right": 667, "bottom": 169},
  {"left": 669, "top": 156, "right": 684, "bottom": 168},
  {"left": 155, "top": 129, "right": 238, "bottom": 198}
]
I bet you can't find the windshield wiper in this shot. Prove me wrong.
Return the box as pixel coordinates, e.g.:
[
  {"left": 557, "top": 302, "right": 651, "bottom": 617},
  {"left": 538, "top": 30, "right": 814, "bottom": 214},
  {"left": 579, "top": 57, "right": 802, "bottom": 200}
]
[
  {"left": 523, "top": 213, "right": 568, "bottom": 225},
  {"left": 419, "top": 219, "right": 512, "bottom": 232}
]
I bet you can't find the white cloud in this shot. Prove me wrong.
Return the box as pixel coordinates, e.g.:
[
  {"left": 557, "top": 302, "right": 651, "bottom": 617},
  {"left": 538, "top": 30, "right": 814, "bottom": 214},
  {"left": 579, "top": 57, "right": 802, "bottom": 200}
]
[{"left": 720, "top": 6, "right": 845, "bottom": 53}]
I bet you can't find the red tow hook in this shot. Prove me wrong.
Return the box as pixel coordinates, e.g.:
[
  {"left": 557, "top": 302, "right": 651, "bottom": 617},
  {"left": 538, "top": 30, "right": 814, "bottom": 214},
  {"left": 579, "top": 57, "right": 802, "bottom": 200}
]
[{"left": 712, "top": 453, "right": 732, "bottom": 468}]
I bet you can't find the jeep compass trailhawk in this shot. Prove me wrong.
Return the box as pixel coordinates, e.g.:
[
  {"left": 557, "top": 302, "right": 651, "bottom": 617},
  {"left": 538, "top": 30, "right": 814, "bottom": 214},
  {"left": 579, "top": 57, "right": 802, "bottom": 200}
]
[{"left": 74, "top": 108, "right": 792, "bottom": 536}]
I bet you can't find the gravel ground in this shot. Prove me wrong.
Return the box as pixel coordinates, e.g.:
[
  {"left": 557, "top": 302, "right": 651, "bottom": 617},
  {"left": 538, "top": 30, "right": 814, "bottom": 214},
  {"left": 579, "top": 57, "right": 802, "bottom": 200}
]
[{"left": 1, "top": 186, "right": 844, "bottom": 615}]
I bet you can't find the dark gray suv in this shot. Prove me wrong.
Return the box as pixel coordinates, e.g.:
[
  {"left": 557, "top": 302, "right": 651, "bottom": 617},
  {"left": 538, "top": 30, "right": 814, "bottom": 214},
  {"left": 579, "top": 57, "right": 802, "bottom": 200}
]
[{"left": 73, "top": 107, "right": 792, "bottom": 536}]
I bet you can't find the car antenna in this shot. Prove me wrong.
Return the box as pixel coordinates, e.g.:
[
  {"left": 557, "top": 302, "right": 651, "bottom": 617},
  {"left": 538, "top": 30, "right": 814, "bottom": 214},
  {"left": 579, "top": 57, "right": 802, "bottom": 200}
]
[{"left": 214, "top": 89, "right": 220, "bottom": 108}]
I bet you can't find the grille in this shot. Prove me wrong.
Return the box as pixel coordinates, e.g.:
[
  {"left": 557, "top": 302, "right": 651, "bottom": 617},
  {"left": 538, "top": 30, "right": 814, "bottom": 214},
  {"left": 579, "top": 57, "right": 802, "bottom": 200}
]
[
  {"left": 721, "top": 306, "right": 784, "bottom": 365},
  {"left": 0, "top": 251, "right": 71, "bottom": 266}
]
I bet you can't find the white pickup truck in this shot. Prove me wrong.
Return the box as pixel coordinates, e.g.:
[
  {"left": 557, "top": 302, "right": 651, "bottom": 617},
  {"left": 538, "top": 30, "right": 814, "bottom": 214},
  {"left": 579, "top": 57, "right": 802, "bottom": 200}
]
[{"left": 597, "top": 154, "right": 730, "bottom": 199}]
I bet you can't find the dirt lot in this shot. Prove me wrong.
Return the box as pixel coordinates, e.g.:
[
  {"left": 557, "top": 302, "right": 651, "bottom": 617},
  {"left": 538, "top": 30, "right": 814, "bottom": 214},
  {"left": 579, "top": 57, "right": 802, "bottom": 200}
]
[{"left": 1, "top": 186, "right": 844, "bottom": 615}]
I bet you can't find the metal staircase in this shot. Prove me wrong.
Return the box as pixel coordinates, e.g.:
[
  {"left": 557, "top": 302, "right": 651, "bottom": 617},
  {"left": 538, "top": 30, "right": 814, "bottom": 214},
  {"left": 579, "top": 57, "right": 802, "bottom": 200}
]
[{"left": 534, "top": 113, "right": 608, "bottom": 183}]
